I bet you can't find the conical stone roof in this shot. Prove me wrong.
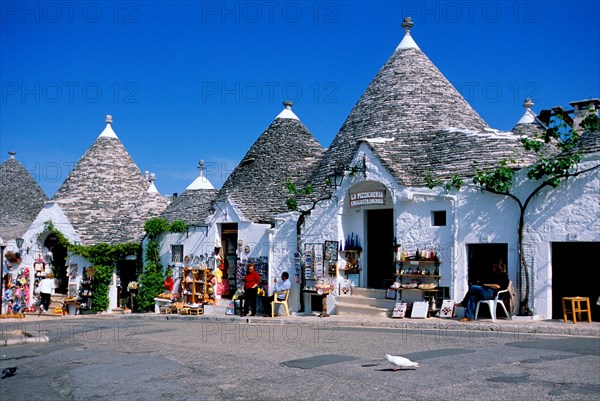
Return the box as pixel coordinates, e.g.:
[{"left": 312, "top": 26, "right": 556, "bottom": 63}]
[
  {"left": 311, "top": 18, "right": 529, "bottom": 188},
  {"left": 218, "top": 102, "right": 324, "bottom": 223},
  {"left": 51, "top": 116, "right": 165, "bottom": 244},
  {"left": 0, "top": 152, "right": 48, "bottom": 239}
]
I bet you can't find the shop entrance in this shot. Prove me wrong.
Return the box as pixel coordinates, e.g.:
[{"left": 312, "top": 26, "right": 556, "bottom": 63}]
[
  {"left": 551, "top": 242, "right": 599, "bottom": 321},
  {"left": 466, "top": 244, "right": 508, "bottom": 284},
  {"left": 366, "top": 209, "right": 394, "bottom": 289},
  {"left": 43, "top": 234, "right": 68, "bottom": 294},
  {"left": 220, "top": 223, "right": 238, "bottom": 297},
  {"left": 117, "top": 260, "right": 137, "bottom": 309}
]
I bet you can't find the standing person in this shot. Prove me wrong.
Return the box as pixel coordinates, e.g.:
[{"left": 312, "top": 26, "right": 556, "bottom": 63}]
[
  {"left": 38, "top": 272, "right": 55, "bottom": 314},
  {"left": 456, "top": 260, "right": 508, "bottom": 322},
  {"left": 242, "top": 264, "right": 261, "bottom": 316},
  {"left": 262, "top": 272, "right": 291, "bottom": 317}
]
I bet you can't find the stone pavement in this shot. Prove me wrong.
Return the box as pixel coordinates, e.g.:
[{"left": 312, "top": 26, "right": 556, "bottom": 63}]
[{"left": 2, "top": 310, "right": 598, "bottom": 346}]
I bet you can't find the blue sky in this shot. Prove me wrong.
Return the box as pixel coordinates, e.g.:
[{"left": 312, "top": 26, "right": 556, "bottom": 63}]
[{"left": 1, "top": 1, "right": 599, "bottom": 197}]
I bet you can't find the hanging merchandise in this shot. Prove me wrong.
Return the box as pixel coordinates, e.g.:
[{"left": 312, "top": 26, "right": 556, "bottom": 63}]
[{"left": 2, "top": 267, "right": 31, "bottom": 315}]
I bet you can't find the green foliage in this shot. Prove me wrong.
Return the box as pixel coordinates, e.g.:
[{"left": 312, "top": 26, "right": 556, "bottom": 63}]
[
  {"left": 90, "top": 264, "right": 114, "bottom": 313},
  {"left": 472, "top": 160, "right": 516, "bottom": 194},
  {"left": 39, "top": 222, "right": 72, "bottom": 249},
  {"left": 444, "top": 174, "right": 463, "bottom": 191},
  {"left": 424, "top": 169, "right": 441, "bottom": 190},
  {"left": 136, "top": 262, "right": 164, "bottom": 312},
  {"left": 71, "top": 242, "right": 140, "bottom": 266},
  {"left": 144, "top": 217, "right": 170, "bottom": 239},
  {"left": 526, "top": 153, "right": 582, "bottom": 187},
  {"left": 136, "top": 238, "right": 165, "bottom": 312},
  {"left": 285, "top": 179, "right": 315, "bottom": 212},
  {"left": 169, "top": 220, "right": 187, "bottom": 233},
  {"left": 517, "top": 111, "right": 592, "bottom": 188},
  {"left": 581, "top": 112, "right": 600, "bottom": 131},
  {"left": 424, "top": 170, "right": 462, "bottom": 191}
]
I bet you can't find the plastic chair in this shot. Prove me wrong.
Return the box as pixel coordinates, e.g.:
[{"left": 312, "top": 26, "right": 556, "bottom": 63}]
[
  {"left": 271, "top": 290, "right": 290, "bottom": 317},
  {"left": 474, "top": 288, "right": 512, "bottom": 322}
]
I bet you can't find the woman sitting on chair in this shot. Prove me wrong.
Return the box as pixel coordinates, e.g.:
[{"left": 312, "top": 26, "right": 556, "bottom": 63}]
[{"left": 456, "top": 260, "right": 508, "bottom": 322}]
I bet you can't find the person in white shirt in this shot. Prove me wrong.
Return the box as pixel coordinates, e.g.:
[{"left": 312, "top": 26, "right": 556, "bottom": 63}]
[
  {"left": 38, "top": 273, "right": 56, "bottom": 313},
  {"left": 262, "top": 272, "right": 291, "bottom": 317}
]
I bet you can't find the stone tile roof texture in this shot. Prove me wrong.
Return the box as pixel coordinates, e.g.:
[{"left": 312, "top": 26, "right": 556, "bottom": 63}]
[
  {"left": 119, "top": 190, "right": 170, "bottom": 243},
  {"left": 577, "top": 129, "right": 600, "bottom": 154},
  {"left": 0, "top": 153, "right": 48, "bottom": 239},
  {"left": 217, "top": 112, "right": 324, "bottom": 223},
  {"left": 363, "top": 129, "right": 537, "bottom": 186},
  {"left": 51, "top": 128, "right": 166, "bottom": 245},
  {"left": 161, "top": 188, "right": 218, "bottom": 225}
]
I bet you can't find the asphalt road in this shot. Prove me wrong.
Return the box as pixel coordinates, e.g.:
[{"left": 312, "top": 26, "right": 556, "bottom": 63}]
[{"left": 1, "top": 317, "right": 599, "bottom": 400}]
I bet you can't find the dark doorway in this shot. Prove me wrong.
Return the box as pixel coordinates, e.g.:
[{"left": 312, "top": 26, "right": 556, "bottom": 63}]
[
  {"left": 117, "top": 260, "right": 137, "bottom": 309},
  {"left": 44, "top": 234, "right": 68, "bottom": 294},
  {"left": 552, "top": 242, "right": 599, "bottom": 321},
  {"left": 467, "top": 244, "right": 508, "bottom": 284},
  {"left": 366, "top": 209, "right": 394, "bottom": 289},
  {"left": 221, "top": 223, "right": 238, "bottom": 297}
]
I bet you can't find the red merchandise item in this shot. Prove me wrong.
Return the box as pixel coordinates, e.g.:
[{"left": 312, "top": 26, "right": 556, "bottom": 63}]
[{"left": 164, "top": 277, "right": 174, "bottom": 291}]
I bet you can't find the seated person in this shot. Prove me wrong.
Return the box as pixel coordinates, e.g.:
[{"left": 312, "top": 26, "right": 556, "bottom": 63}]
[
  {"left": 262, "top": 272, "right": 291, "bottom": 317},
  {"left": 456, "top": 260, "right": 508, "bottom": 322}
]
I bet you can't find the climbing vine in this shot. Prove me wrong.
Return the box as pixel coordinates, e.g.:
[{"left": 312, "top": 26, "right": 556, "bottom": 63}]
[
  {"left": 39, "top": 221, "right": 140, "bottom": 313},
  {"left": 135, "top": 217, "right": 176, "bottom": 312}
]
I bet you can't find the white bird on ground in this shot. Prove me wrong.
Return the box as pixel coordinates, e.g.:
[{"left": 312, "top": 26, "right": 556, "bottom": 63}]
[{"left": 385, "top": 355, "right": 419, "bottom": 370}]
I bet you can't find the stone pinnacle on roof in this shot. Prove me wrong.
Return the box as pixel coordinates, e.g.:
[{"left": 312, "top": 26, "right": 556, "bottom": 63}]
[
  {"left": 8, "top": 151, "right": 16, "bottom": 159},
  {"left": 99, "top": 114, "right": 118, "bottom": 138},
  {"left": 186, "top": 159, "right": 215, "bottom": 190},
  {"left": 275, "top": 100, "right": 300, "bottom": 121},
  {"left": 147, "top": 172, "right": 159, "bottom": 193},
  {"left": 516, "top": 98, "right": 537, "bottom": 124},
  {"left": 397, "top": 16, "right": 420, "bottom": 51}
]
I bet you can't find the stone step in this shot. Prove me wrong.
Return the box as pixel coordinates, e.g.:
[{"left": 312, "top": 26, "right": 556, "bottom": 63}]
[
  {"left": 348, "top": 287, "right": 388, "bottom": 299},
  {"left": 338, "top": 295, "right": 396, "bottom": 309},
  {"left": 336, "top": 303, "right": 391, "bottom": 317},
  {"left": 336, "top": 288, "right": 396, "bottom": 317}
]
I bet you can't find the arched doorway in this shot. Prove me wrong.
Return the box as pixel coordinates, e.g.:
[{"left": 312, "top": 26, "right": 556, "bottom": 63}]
[
  {"left": 344, "top": 180, "right": 395, "bottom": 289},
  {"left": 43, "top": 234, "right": 68, "bottom": 294}
]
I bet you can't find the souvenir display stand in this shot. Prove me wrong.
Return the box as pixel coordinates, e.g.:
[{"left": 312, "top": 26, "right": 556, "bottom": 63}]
[
  {"left": 78, "top": 269, "right": 94, "bottom": 312},
  {"left": 315, "top": 276, "right": 335, "bottom": 317},
  {"left": 391, "top": 250, "right": 442, "bottom": 318},
  {"left": 302, "top": 242, "right": 338, "bottom": 313},
  {"left": 180, "top": 267, "right": 208, "bottom": 314}
]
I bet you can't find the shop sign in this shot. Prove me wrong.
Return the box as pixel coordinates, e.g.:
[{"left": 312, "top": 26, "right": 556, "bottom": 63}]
[{"left": 349, "top": 190, "right": 386, "bottom": 207}]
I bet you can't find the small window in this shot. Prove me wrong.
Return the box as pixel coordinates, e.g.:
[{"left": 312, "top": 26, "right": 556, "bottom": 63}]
[
  {"left": 432, "top": 211, "right": 447, "bottom": 227},
  {"left": 171, "top": 244, "right": 183, "bottom": 263}
]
